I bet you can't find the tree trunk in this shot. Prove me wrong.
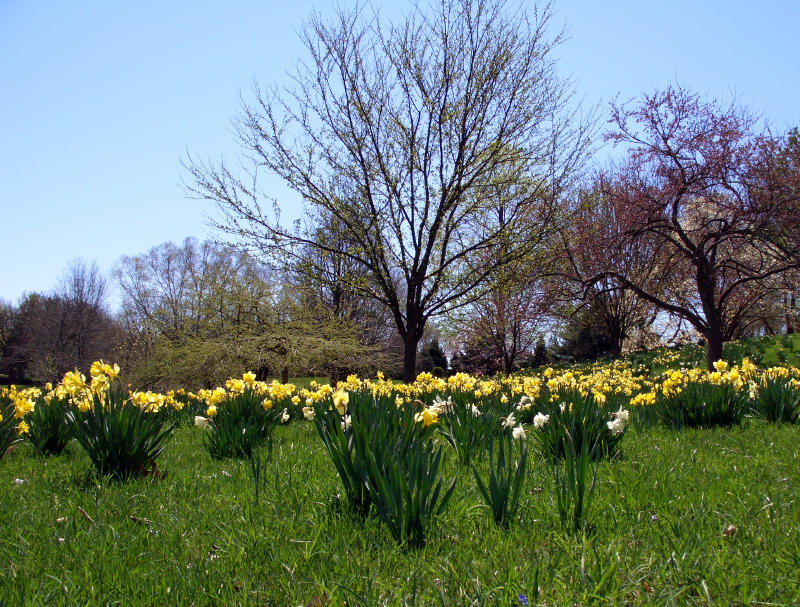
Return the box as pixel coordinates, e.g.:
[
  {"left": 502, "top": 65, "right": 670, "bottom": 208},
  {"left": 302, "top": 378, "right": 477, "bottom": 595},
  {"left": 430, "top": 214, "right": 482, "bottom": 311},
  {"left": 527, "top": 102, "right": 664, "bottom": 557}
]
[
  {"left": 281, "top": 365, "right": 289, "bottom": 384},
  {"left": 705, "top": 330, "right": 724, "bottom": 371},
  {"left": 402, "top": 330, "right": 421, "bottom": 383}
]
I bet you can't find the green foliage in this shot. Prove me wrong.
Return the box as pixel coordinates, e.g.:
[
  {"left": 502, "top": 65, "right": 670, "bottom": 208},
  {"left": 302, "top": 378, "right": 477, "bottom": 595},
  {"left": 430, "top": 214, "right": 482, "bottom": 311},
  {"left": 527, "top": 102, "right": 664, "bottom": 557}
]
[
  {"left": 204, "top": 389, "right": 283, "bottom": 460},
  {"left": 437, "top": 397, "right": 506, "bottom": 466},
  {"left": 357, "top": 409, "right": 456, "bottom": 547},
  {"left": 2, "top": 421, "right": 800, "bottom": 603},
  {"left": 655, "top": 381, "right": 748, "bottom": 429},
  {"left": 65, "top": 391, "right": 174, "bottom": 479},
  {"left": 472, "top": 432, "right": 528, "bottom": 528},
  {"left": 314, "top": 392, "right": 455, "bottom": 545},
  {"left": 531, "top": 389, "right": 627, "bottom": 462},
  {"left": 754, "top": 377, "right": 800, "bottom": 423},
  {"left": 26, "top": 396, "right": 71, "bottom": 455},
  {"left": 552, "top": 427, "right": 598, "bottom": 533},
  {"left": 0, "top": 399, "right": 20, "bottom": 458},
  {"left": 312, "top": 393, "right": 373, "bottom": 515}
]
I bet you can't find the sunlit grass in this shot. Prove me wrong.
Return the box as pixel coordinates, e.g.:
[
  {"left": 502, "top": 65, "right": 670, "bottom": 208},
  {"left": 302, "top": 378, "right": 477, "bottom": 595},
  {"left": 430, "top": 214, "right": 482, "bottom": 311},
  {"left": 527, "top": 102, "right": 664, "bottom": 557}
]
[{"left": 2, "top": 418, "right": 799, "bottom": 605}]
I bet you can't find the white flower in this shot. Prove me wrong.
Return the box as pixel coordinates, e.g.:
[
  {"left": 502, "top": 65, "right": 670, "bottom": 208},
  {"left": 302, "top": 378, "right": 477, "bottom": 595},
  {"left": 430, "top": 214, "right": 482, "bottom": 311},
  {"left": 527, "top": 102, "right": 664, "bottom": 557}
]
[
  {"left": 470, "top": 404, "right": 481, "bottom": 417},
  {"left": 613, "top": 407, "right": 630, "bottom": 423},
  {"left": 512, "top": 425, "right": 527, "bottom": 440},
  {"left": 341, "top": 414, "right": 351, "bottom": 431},
  {"left": 533, "top": 412, "right": 550, "bottom": 429},
  {"left": 559, "top": 402, "right": 567, "bottom": 414},
  {"left": 194, "top": 415, "right": 209, "bottom": 428},
  {"left": 607, "top": 417, "right": 625, "bottom": 436},
  {"left": 502, "top": 413, "right": 516, "bottom": 429},
  {"left": 302, "top": 406, "right": 315, "bottom": 421},
  {"left": 281, "top": 408, "right": 290, "bottom": 423}
]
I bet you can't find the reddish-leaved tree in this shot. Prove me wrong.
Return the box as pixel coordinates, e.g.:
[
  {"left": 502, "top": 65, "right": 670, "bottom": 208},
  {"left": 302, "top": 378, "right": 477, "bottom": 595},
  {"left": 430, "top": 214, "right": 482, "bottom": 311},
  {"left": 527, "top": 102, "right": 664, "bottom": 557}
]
[{"left": 592, "top": 86, "right": 800, "bottom": 368}]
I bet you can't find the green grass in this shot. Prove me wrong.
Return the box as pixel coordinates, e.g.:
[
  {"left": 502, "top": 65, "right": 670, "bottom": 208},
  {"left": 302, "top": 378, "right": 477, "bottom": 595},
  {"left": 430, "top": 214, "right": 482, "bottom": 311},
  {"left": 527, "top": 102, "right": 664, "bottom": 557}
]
[{"left": 2, "top": 419, "right": 799, "bottom": 605}]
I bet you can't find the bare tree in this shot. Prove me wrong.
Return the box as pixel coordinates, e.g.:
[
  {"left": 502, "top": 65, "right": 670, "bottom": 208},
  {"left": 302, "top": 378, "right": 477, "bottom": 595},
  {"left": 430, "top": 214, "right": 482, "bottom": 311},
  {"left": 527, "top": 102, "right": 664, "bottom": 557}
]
[{"left": 186, "top": 0, "right": 591, "bottom": 380}]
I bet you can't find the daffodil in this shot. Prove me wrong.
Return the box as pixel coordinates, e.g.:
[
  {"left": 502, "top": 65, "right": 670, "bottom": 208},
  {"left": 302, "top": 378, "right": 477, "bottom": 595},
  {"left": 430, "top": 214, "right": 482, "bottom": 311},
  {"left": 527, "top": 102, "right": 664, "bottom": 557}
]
[
  {"left": 533, "top": 412, "right": 549, "bottom": 428},
  {"left": 332, "top": 389, "right": 349, "bottom": 415}
]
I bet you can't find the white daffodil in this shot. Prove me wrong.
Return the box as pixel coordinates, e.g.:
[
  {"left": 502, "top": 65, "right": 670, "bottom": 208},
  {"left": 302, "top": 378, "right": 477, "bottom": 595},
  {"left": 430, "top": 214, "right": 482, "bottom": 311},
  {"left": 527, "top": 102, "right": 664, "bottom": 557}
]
[
  {"left": 512, "top": 425, "right": 527, "bottom": 440},
  {"left": 302, "top": 405, "right": 315, "bottom": 421},
  {"left": 502, "top": 413, "right": 516, "bottom": 429},
  {"left": 533, "top": 412, "right": 550, "bottom": 429},
  {"left": 607, "top": 417, "right": 625, "bottom": 436},
  {"left": 194, "top": 416, "right": 209, "bottom": 429},
  {"left": 613, "top": 407, "right": 630, "bottom": 423},
  {"left": 470, "top": 404, "right": 481, "bottom": 417},
  {"left": 281, "top": 408, "right": 290, "bottom": 423},
  {"left": 341, "top": 414, "right": 351, "bottom": 432}
]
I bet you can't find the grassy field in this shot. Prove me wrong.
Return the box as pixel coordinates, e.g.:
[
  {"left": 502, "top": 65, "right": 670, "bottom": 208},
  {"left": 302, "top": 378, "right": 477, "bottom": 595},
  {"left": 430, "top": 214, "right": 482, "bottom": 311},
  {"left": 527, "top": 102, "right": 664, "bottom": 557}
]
[{"left": 2, "top": 416, "right": 799, "bottom": 605}]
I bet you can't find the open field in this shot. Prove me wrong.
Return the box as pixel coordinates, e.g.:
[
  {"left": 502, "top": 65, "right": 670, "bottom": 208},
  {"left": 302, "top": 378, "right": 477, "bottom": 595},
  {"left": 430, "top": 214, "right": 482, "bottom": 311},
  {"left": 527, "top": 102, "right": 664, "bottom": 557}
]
[{"left": 2, "top": 416, "right": 799, "bottom": 605}]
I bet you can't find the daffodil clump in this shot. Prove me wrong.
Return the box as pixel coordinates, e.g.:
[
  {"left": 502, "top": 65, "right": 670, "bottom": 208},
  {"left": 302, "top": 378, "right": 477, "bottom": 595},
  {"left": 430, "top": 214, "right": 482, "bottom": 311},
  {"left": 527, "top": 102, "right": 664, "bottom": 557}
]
[
  {"left": 53, "top": 361, "right": 176, "bottom": 479},
  {"left": 0, "top": 385, "right": 42, "bottom": 457}
]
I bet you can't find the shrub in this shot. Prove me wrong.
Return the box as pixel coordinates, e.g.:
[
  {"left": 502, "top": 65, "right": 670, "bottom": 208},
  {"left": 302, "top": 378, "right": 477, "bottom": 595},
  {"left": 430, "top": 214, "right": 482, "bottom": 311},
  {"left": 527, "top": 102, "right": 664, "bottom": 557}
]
[{"left": 0, "top": 399, "right": 21, "bottom": 458}]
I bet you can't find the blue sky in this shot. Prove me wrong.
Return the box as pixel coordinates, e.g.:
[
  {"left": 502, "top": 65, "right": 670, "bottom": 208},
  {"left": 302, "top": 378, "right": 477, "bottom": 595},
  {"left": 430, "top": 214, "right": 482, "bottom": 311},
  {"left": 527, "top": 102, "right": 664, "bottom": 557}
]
[{"left": 1, "top": 0, "right": 798, "bottom": 308}]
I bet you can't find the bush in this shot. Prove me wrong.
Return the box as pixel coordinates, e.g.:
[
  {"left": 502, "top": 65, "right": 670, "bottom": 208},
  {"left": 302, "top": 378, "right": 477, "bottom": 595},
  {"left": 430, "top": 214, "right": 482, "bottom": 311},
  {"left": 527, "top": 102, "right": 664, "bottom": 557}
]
[
  {"left": 0, "top": 399, "right": 21, "bottom": 458},
  {"left": 204, "top": 389, "right": 283, "bottom": 459}
]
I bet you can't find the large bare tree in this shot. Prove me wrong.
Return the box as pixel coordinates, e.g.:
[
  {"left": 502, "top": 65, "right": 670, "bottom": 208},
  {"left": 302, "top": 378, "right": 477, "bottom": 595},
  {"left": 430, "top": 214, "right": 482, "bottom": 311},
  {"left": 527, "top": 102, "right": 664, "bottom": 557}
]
[{"left": 186, "top": 0, "right": 591, "bottom": 380}]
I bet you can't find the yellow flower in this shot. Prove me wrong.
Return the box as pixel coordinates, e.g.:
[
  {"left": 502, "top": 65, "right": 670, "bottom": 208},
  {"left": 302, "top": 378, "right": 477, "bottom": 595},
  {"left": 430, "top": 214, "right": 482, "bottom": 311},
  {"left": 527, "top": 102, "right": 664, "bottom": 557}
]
[
  {"left": 16, "top": 420, "right": 29, "bottom": 435},
  {"left": 414, "top": 407, "right": 438, "bottom": 428},
  {"left": 262, "top": 398, "right": 273, "bottom": 410},
  {"left": 242, "top": 371, "right": 257, "bottom": 387},
  {"left": 332, "top": 390, "right": 349, "bottom": 415},
  {"left": 206, "top": 405, "right": 217, "bottom": 417},
  {"left": 713, "top": 360, "right": 729, "bottom": 372}
]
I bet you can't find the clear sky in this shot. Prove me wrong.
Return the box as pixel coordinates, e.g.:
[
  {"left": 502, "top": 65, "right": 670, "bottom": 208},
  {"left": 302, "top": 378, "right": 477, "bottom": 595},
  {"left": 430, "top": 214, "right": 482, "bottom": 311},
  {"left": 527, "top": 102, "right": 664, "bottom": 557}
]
[{"left": 1, "top": 0, "right": 798, "bottom": 308}]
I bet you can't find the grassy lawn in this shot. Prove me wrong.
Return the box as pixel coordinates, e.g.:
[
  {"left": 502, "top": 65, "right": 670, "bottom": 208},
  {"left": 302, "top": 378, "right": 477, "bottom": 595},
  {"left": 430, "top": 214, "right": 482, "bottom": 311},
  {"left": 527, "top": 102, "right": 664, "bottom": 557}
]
[{"left": 2, "top": 417, "right": 799, "bottom": 606}]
